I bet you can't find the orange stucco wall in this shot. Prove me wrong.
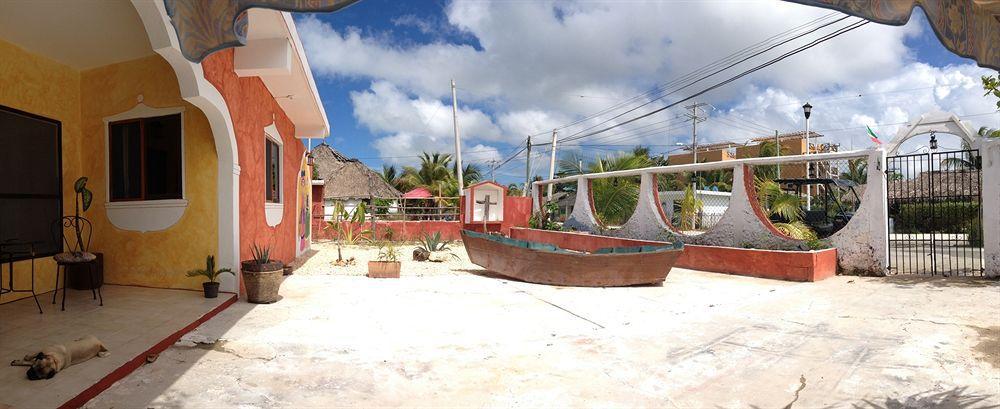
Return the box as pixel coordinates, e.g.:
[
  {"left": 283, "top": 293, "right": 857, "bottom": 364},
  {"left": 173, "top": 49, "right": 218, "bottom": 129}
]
[{"left": 201, "top": 49, "right": 305, "bottom": 265}]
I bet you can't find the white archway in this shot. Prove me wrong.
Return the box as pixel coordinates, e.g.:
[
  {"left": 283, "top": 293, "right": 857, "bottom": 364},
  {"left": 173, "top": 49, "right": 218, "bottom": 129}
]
[
  {"left": 132, "top": 0, "right": 241, "bottom": 294},
  {"left": 885, "top": 111, "right": 980, "bottom": 155}
]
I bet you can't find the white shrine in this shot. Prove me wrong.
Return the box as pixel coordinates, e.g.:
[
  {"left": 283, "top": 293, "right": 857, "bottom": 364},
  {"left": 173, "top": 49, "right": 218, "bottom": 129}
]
[{"left": 463, "top": 181, "right": 506, "bottom": 224}]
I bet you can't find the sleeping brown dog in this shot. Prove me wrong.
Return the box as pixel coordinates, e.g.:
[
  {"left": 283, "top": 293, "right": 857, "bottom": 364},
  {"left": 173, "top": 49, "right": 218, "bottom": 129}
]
[{"left": 10, "top": 335, "right": 109, "bottom": 380}]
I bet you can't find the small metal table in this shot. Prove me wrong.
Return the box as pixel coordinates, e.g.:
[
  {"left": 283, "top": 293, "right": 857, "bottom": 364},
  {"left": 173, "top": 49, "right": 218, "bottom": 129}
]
[{"left": 1, "top": 240, "right": 44, "bottom": 314}]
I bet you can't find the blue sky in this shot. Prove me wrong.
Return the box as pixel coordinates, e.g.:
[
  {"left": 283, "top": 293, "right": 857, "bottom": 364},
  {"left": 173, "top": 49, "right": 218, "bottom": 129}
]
[{"left": 295, "top": 1, "right": 997, "bottom": 185}]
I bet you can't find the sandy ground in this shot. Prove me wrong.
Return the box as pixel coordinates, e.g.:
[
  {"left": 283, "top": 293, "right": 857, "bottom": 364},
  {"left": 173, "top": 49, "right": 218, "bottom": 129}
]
[
  {"left": 294, "top": 240, "right": 474, "bottom": 277},
  {"left": 86, "top": 242, "right": 1000, "bottom": 408}
]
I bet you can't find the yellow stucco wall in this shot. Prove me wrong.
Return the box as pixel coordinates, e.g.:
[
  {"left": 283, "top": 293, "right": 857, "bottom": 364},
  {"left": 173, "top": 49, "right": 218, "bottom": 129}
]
[
  {"left": 0, "top": 39, "right": 81, "bottom": 303},
  {"left": 1, "top": 40, "right": 218, "bottom": 304},
  {"left": 80, "top": 55, "right": 218, "bottom": 291}
]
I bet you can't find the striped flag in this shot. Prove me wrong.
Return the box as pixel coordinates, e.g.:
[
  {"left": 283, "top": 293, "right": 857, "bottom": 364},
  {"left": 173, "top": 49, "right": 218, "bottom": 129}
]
[{"left": 866, "top": 125, "right": 882, "bottom": 145}]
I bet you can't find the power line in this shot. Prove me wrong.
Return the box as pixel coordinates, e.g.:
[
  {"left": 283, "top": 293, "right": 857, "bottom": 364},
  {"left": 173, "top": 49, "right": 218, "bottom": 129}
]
[
  {"left": 546, "top": 14, "right": 851, "bottom": 141},
  {"left": 556, "top": 19, "right": 870, "bottom": 146},
  {"left": 526, "top": 12, "right": 841, "bottom": 138}
]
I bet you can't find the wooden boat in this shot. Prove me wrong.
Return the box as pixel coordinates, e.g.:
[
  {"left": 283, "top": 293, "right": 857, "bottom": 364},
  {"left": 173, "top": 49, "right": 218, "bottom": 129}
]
[{"left": 461, "top": 229, "right": 684, "bottom": 287}]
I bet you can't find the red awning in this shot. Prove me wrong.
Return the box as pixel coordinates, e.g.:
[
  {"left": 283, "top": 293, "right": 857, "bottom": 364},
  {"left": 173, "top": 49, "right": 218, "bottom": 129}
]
[{"left": 402, "top": 187, "right": 433, "bottom": 199}]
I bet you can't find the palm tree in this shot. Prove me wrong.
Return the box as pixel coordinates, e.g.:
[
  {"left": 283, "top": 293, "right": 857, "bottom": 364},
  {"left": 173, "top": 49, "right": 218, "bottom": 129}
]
[
  {"left": 462, "top": 163, "right": 483, "bottom": 185},
  {"left": 399, "top": 153, "right": 456, "bottom": 197},
  {"left": 755, "top": 178, "right": 816, "bottom": 240},
  {"left": 587, "top": 153, "right": 652, "bottom": 226},
  {"left": 506, "top": 183, "right": 523, "bottom": 196},
  {"left": 940, "top": 127, "right": 998, "bottom": 170},
  {"left": 557, "top": 152, "right": 588, "bottom": 177},
  {"left": 841, "top": 158, "right": 867, "bottom": 185},
  {"left": 381, "top": 165, "right": 399, "bottom": 189}
]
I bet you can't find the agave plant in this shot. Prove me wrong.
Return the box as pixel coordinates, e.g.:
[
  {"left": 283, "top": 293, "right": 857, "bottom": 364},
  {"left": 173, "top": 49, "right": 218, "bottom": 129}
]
[
  {"left": 414, "top": 231, "right": 458, "bottom": 261},
  {"left": 249, "top": 242, "right": 271, "bottom": 265},
  {"left": 417, "top": 231, "right": 451, "bottom": 252},
  {"left": 186, "top": 255, "right": 234, "bottom": 283}
]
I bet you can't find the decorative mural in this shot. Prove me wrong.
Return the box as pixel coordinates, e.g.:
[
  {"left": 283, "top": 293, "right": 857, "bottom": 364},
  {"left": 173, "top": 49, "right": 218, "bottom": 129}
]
[
  {"left": 297, "top": 154, "right": 311, "bottom": 256},
  {"left": 783, "top": 0, "right": 999, "bottom": 70},
  {"left": 163, "top": 0, "right": 359, "bottom": 62}
]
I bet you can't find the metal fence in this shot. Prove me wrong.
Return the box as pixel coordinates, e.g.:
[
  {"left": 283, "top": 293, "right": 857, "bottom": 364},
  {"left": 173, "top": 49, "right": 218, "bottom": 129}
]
[
  {"left": 367, "top": 197, "right": 460, "bottom": 222},
  {"left": 748, "top": 158, "right": 863, "bottom": 239},
  {"left": 886, "top": 150, "right": 983, "bottom": 276}
]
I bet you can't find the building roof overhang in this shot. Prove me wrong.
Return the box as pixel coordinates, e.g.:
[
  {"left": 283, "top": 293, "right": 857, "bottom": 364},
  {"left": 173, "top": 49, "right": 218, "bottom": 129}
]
[{"left": 234, "top": 9, "right": 329, "bottom": 139}]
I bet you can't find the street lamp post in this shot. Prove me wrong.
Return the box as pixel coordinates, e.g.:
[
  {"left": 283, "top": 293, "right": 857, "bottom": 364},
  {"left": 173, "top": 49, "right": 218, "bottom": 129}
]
[{"left": 802, "top": 102, "right": 812, "bottom": 211}]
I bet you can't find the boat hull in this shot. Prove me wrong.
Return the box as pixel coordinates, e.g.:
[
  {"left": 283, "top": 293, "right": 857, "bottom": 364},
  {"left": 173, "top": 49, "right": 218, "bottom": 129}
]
[{"left": 461, "top": 230, "right": 682, "bottom": 287}]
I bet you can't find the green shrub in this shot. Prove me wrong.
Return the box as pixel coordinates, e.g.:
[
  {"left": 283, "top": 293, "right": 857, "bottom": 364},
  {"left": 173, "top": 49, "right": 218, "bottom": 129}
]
[
  {"left": 967, "top": 217, "right": 983, "bottom": 247},
  {"left": 805, "top": 238, "right": 832, "bottom": 250},
  {"left": 894, "top": 202, "right": 980, "bottom": 234}
]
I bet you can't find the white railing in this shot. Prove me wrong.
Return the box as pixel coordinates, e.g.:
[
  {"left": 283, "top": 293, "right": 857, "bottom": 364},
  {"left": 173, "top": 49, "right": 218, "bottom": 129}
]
[{"left": 533, "top": 149, "right": 874, "bottom": 187}]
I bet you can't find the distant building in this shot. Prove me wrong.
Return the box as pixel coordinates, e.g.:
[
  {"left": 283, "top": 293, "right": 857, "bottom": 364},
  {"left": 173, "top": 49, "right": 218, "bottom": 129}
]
[
  {"left": 667, "top": 132, "right": 839, "bottom": 179},
  {"left": 667, "top": 141, "right": 740, "bottom": 165}
]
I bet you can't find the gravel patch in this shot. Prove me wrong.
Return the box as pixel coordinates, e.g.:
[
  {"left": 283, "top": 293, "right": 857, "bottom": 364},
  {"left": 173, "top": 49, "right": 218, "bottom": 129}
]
[{"left": 293, "top": 240, "right": 479, "bottom": 277}]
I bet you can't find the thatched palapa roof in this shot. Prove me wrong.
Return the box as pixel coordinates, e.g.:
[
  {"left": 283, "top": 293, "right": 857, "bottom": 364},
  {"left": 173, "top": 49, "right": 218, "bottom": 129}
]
[
  {"left": 311, "top": 144, "right": 401, "bottom": 200},
  {"left": 888, "top": 170, "right": 980, "bottom": 201}
]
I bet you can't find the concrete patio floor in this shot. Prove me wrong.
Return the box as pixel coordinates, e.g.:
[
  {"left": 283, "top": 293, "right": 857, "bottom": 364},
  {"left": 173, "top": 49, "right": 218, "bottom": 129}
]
[
  {"left": 86, "top": 247, "right": 999, "bottom": 408},
  {"left": 0, "top": 286, "right": 232, "bottom": 409}
]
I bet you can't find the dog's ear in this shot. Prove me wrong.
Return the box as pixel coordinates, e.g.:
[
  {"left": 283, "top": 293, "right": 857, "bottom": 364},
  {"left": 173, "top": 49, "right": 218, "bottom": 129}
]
[{"left": 34, "top": 352, "right": 45, "bottom": 361}]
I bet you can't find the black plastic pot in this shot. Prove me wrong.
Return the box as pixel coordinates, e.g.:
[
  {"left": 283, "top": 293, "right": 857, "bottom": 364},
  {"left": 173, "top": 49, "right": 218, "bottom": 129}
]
[{"left": 202, "top": 282, "right": 220, "bottom": 298}]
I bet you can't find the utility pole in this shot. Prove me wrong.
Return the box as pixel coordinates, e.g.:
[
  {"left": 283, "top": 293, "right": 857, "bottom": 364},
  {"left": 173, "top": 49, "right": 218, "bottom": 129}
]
[
  {"left": 775, "top": 130, "right": 781, "bottom": 179},
  {"left": 684, "top": 102, "right": 708, "bottom": 191},
  {"left": 451, "top": 79, "right": 464, "bottom": 191},
  {"left": 487, "top": 159, "right": 499, "bottom": 182},
  {"left": 547, "top": 129, "right": 558, "bottom": 200},
  {"left": 524, "top": 136, "right": 531, "bottom": 197}
]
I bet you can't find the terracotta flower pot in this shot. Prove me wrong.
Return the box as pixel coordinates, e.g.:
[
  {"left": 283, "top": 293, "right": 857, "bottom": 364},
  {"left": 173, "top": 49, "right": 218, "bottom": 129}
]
[
  {"left": 202, "top": 282, "right": 220, "bottom": 299},
  {"left": 367, "top": 261, "right": 401, "bottom": 278},
  {"left": 241, "top": 260, "right": 284, "bottom": 303}
]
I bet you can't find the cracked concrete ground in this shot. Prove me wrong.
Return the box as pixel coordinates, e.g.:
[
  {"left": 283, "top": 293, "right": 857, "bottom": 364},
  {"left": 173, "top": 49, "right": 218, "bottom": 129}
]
[{"left": 86, "top": 244, "right": 999, "bottom": 408}]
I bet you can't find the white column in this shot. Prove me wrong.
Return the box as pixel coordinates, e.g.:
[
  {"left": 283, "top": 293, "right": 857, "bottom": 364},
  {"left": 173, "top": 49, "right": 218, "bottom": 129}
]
[
  {"left": 564, "top": 178, "right": 600, "bottom": 232},
  {"left": 982, "top": 139, "right": 1000, "bottom": 277}
]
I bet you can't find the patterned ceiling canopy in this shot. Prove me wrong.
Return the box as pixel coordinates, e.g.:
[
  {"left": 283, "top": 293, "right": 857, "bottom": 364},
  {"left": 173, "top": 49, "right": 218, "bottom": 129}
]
[
  {"left": 784, "top": 0, "right": 1000, "bottom": 70},
  {"left": 163, "top": 0, "right": 360, "bottom": 63}
]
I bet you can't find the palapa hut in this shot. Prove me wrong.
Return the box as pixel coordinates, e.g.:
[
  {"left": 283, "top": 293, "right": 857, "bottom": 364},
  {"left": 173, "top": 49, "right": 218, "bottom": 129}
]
[{"left": 311, "top": 144, "right": 401, "bottom": 219}]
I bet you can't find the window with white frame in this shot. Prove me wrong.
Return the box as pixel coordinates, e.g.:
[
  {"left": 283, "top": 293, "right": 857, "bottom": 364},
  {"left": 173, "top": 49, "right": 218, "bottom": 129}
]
[
  {"left": 109, "top": 114, "right": 183, "bottom": 201},
  {"left": 265, "top": 133, "right": 281, "bottom": 204}
]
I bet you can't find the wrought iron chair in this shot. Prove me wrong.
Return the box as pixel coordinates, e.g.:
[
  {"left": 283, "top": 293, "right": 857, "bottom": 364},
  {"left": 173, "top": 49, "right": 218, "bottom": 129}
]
[{"left": 51, "top": 216, "right": 102, "bottom": 311}]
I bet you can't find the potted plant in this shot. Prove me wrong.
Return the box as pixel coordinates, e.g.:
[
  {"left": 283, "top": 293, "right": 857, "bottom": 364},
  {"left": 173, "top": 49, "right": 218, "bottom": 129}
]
[
  {"left": 241, "top": 243, "right": 283, "bottom": 303},
  {"left": 186, "top": 255, "right": 233, "bottom": 298},
  {"left": 368, "top": 239, "right": 401, "bottom": 278},
  {"left": 68, "top": 177, "right": 104, "bottom": 290}
]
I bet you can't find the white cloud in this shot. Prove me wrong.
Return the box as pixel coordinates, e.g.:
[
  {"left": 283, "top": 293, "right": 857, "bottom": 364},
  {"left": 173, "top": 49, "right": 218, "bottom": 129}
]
[{"left": 297, "top": 1, "right": 998, "bottom": 177}]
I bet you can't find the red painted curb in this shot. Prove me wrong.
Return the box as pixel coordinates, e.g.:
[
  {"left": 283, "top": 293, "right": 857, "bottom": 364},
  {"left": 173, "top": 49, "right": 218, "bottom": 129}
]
[{"left": 59, "top": 293, "right": 238, "bottom": 409}]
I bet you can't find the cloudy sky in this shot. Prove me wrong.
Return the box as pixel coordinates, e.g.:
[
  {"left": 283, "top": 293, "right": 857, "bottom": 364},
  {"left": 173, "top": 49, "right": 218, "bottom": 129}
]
[{"left": 295, "top": 0, "right": 999, "bottom": 184}]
